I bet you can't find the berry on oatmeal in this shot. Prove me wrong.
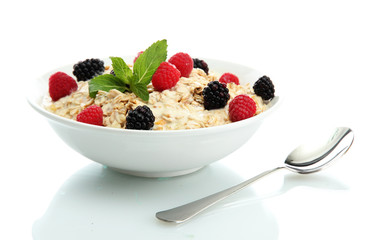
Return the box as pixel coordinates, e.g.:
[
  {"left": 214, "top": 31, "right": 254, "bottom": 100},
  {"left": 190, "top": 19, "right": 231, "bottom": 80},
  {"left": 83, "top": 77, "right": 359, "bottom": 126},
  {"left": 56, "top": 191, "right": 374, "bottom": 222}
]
[
  {"left": 168, "top": 52, "right": 193, "bottom": 78},
  {"left": 44, "top": 40, "right": 275, "bottom": 130},
  {"left": 152, "top": 62, "right": 181, "bottom": 91},
  {"left": 193, "top": 58, "right": 209, "bottom": 74},
  {"left": 76, "top": 105, "right": 103, "bottom": 126},
  {"left": 49, "top": 72, "right": 78, "bottom": 101},
  {"left": 73, "top": 58, "right": 105, "bottom": 81},
  {"left": 203, "top": 81, "right": 230, "bottom": 110},
  {"left": 219, "top": 72, "right": 240, "bottom": 85},
  {"left": 253, "top": 75, "right": 275, "bottom": 100},
  {"left": 229, "top": 95, "right": 257, "bottom": 122},
  {"left": 126, "top": 105, "right": 155, "bottom": 130}
]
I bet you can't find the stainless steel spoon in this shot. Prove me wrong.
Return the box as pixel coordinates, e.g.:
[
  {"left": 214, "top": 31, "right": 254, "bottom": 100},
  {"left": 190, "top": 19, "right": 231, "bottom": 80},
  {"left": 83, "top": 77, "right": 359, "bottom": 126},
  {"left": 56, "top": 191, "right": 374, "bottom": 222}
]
[{"left": 156, "top": 127, "right": 354, "bottom": 223}]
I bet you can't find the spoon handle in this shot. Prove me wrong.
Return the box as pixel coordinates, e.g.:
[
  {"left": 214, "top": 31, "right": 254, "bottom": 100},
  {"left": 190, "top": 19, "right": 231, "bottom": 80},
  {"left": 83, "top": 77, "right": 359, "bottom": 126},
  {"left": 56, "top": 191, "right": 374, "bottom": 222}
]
[{"left": 156, "top": 166, "right": 284, "bottom": 223}]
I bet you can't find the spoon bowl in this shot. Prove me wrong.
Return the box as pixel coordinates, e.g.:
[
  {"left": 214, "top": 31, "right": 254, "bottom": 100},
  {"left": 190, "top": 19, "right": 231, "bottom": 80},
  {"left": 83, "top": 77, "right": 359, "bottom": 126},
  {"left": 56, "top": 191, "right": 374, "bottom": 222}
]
[
  {"left": 285, "top": 127, "right": 354, "bottom": 174},
  {"left": 156, "top": 127, "right": 354, "bottom": 223}
]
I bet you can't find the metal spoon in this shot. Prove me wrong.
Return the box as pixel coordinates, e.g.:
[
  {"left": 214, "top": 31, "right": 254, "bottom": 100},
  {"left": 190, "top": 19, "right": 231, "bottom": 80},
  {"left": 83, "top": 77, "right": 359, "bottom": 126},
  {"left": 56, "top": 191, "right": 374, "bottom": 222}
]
[{"left": 156, "top": 127, "right": 354, "bottom": 223}]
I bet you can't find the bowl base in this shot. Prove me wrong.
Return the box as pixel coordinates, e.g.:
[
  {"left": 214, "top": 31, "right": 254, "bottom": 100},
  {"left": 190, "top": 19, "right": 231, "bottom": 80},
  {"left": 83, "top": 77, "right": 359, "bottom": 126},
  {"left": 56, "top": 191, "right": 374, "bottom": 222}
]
[{"left": 107, "top": 166, "right": 204, "bottom": 178}]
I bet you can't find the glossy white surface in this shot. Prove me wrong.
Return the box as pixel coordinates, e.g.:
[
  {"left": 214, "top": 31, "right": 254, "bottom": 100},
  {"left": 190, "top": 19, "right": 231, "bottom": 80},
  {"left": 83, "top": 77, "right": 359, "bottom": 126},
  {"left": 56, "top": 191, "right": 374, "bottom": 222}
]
[
  {"left": 32, "top": 163, "right": 280, "bottom": 239},
  {"left": 2, "top": 0, "right": 377, "bottom": 239},
  {"left": 27, "top": 58, "right": 279, "bottom": 177}
]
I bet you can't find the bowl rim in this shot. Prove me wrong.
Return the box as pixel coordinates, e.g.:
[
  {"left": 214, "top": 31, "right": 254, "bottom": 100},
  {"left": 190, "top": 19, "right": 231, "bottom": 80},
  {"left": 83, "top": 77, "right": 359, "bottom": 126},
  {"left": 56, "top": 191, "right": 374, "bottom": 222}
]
[{"left": 27, "top": 57, "right": 281, "bottom": 135}]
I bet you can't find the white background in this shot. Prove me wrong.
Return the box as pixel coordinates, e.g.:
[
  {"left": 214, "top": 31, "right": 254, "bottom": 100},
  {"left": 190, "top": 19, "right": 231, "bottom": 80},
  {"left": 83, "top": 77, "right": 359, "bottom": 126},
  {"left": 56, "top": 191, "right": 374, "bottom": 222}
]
[{"left": 1, "top": 0, "right": 376, "bottom": 239}]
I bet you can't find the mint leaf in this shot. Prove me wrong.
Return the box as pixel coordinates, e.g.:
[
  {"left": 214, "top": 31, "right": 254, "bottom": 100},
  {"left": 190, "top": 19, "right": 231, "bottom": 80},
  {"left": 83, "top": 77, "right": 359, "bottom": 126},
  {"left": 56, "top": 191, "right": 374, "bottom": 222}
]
[
  {"left": 133, "top": 39, "right": 167, "bottom": 85},
  {"left": 87, "top": 39, "right": 168, "bottom": 101},
  {"left": 130, "top": 82, "right": 149, "bottom": 101},
  {"left": 109, "top": 56, "right": 132, "bottom": 84},
  {"left": 89, "top": 74, "right": 128, "bottom": 98}
]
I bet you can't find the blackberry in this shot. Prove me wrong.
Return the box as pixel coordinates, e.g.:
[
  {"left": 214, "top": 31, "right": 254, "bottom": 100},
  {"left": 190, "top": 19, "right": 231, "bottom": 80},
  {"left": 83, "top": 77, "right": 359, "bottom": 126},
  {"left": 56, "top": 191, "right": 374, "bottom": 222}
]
[
  {"left": 73, "top": 58, "right": 105, "bottom": 81},
  {"left": 193, "top": 58, "right": 209, "bottom": 74},
  {"left": 203, "top": 81, "right": 230, "bottom": 110},
  {"left": 253, "top": 75, "right": 275, "bottom": 100},
  {"left": 126, "top": 105, "right": 155, "bottom": 130}
]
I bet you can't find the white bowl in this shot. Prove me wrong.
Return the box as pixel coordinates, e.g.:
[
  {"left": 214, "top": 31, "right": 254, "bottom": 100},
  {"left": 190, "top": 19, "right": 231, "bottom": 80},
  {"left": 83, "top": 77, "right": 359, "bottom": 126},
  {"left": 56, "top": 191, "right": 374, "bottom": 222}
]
[{"left": 27, "top": 58, "right": 280, "bottom": 177}]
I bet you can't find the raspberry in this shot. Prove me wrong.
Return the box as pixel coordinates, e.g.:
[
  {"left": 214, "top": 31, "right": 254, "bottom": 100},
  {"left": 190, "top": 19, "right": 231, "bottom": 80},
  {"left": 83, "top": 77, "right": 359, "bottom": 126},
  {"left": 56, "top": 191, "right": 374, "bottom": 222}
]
[
  {"left": 229, "top": 95, "right": 257, "bottom": 122},
  {"left": 253, "top": 75, "right": 275, "bottom": 100},
  {"left": 193, "top": 58, "right": 209, "bottom": 74},
  {"left": 203, "top": 81, "right": 230, "bottom": 110},
  {"left": 76, "top": 105, "right": 103, "bottom": 126},
  {"left": 73, "top": 58, "right": 105, "bottom": 81},
  {"left": 219, "top": 73, "right": 240, "bottom": 85},
  {"left": 168, "top": 52, "right": 193, "bottom": 78},
  {"left": 133, "top": 51, "right": 144, "bottom": 63},
  {"left": 49, "top": 72, "right": 78, "bottom": 101},
  {"left": 152, "top": 62, "right": 181, "bottom": 91},
  {"left": 126, "top": 105, "right": 155, "bottom": 130}
]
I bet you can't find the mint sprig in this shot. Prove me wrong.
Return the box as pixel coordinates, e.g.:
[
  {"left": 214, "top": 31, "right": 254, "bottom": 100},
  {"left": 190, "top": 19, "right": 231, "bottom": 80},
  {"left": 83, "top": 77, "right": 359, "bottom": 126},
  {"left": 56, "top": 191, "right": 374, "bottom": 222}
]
[
  {"left": 110, "top": 56, "right": 132, "bottom": 84},
  {"left": 89, "top": 39, "right": 167, "bottom": 101},
  {"left": 133, "top": 40, "right": 168, "bottom": 85},
  {"left": 89, "top": 74, "right": 128, "bottom": 97}
]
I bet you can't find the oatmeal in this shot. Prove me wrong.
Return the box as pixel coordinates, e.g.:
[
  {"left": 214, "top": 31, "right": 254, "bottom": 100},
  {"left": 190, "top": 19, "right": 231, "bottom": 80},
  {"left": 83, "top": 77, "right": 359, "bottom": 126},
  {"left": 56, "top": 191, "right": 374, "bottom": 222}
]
[
  {"left": 44, "top": 41, "right": 275, "bottom": 130},
  {"left": 44, "top": 68, "right": 268, "bottom": 130}
]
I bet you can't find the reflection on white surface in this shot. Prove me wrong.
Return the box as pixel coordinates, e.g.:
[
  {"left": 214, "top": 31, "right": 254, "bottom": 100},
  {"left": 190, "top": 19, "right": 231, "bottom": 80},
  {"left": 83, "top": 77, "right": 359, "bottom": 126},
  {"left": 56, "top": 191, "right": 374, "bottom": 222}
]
[
  {"left": 220, "top": 170, "right": 349, "bottom": 210},
  {"left": 32, "top": 162, "right": 349, "bottom": 240},
  {"left": 32, "top": 163, "right": 279, "bottom": 240}
]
